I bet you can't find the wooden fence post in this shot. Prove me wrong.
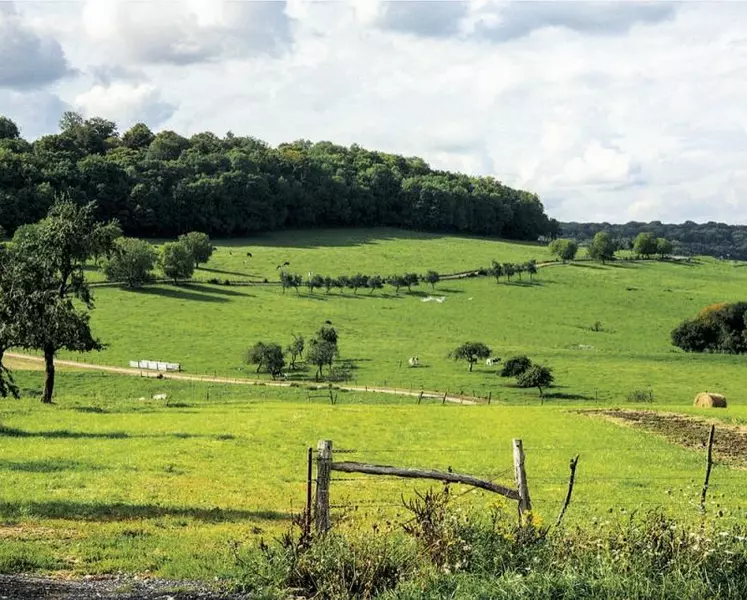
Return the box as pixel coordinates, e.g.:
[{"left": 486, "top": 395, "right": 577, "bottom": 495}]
[
  {"left": 305, "top": 447, "right": 313, "bottom": 538},
  {"left": 700, "top": 425, "right": 716, "bottom": 513},
  {"left": 513, "top": 439, "right": 532, "bottom": 519},
  {"left": 315, "top": 440, "right": 332, "bottom": 533}
]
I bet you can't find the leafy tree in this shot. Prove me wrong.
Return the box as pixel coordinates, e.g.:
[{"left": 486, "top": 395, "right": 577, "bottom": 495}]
[
  {"left": 450, "top": 342, "right": 491, "bottom": 372},
  {"left": 0, "top": 116, "right": 20, "bottom": 140},
  {"left": 503, "top": 263, "right": 516, "bottom": 282},
  {"left": 103, "top": 237, "right": 157, "bottom": 288},
  {"left": 500, "top": 355, "right": 532, "bottom": 377},
  {"left": 490, "top": 261, "right": 503, "bottom": 283},
  {"left": 351, "top": 273, "right": 369, "bottom": 294},
  {"left": 368, "top": 275, "right": 383, "bottom": 294},
  {"left": 0, "top": 244, "right": 21, "bottom": 398},
  {"left": 588, "top": 232, "right": 615, "bottom": 264},
  {"left": 307, "top": 274, "right": 324, "bottom": 293},
  {"left": 10, "top": 200, "right": 114, "bottom": 403},
  {"left": 178, "top": 231, "right": 213, "bottom": 268},
  {"left": 290, "top": 273, "right": 303, "bottom": 294},
  {"left": 548, "top": 239, "right": 578, "bottom": 262},
  {"left": 516, "top": 364, "right": 554, "bottom": 397},
  {"left": 286, "top": 334, "right": 305, "bottom": 369},
  {"left": 245, "top": 342, "right": 268, "bottom": 373},
  {"left": 323, "top": 276, "right": 335, "bottom": 294},
  {"left": 404, "top": 273, "right": 419, "bottom": 292},
  {"left": 122, "top": 123, "right": 155, "bottom": 150},
  {"left": 633, "top": 232, "right": 658, "bottom": 259},
  {"left": 337, "top": 275, "right": 351, "bottom": 294},
  {"left": 656, "top": 237, "right": 673, "bottom": 259},
  {"left": 388, "top": 275, "right": 407, "bottom": 294},
  {"left": 514, "top": 263, "right": 524, "bottom": 281},
  {"left": 424, "top": 270, "right": 440, "bottom": 290},
  {"left": 262, "top": 343, "right": 286, "bottom": 379},
  {"left": 307, "top": 339, "right": 337, "bottom": 380},
  {"left": 160, "top": 241, "right": 194, "bottom": 283},
  {"left": 526, "top": 260, "right": 538, "bottom": 282},
  {"left": 317, "top": 324, "right": 338, "bottom": 347}
]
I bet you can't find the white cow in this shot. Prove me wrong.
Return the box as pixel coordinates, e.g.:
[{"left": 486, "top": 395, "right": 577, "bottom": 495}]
[
  {"left": 486, "top": 357, "right": 501, "bottom": 366},
  {"left": 408, "top": 356, "right": 420, "bottom": 367}
]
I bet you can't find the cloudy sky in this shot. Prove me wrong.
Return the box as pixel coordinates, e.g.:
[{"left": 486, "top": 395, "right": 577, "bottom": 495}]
[{"left": 1, "top": 0, "right": 746, "bottom": 224}]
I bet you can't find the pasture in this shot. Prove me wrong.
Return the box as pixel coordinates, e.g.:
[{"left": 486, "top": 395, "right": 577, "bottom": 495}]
[
  {"left": 61, "top": 228, "right": 747, "bottom": 405},
  {"left": 4, "top": 228, "right": 747, "bottom": 582},
  {"left": 1, "top": 369, "right": 746, "bottom": 579}
]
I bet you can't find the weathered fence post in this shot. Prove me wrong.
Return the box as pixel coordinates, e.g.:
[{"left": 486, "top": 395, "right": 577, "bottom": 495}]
[
  {"left": 700, "top": 425, "right": 716, "bottom": 512},
  {"left": 513, "top": 439, "right": 532, "bottom": 519},
  {"left": 305, "top": 447, "right": 313, "bottom": 538},
  {"left": 315, "top": 440, "right": 332, "bottom": 533}
]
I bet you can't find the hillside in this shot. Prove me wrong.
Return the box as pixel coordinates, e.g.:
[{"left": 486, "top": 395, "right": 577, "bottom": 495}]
[
  {"left": 0, "top": 114, "right": 552, "bottom": 241},
  {"left": 50, "top": 228, "right": 747, "bottom": 405}
]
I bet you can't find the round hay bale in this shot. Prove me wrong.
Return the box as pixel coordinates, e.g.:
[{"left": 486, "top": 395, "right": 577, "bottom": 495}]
[{"left": 693, "top": 392, "right": 727, "bottom": 408}]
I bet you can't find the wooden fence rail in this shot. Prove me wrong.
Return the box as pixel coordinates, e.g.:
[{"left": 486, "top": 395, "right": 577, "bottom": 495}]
[{"left": 313, "top": 438, "right": 530, "bottom": 534}]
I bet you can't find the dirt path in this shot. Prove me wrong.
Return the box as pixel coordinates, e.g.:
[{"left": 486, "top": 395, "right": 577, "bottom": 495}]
[
  {"left": 0, "top": 574, "right": 246, "bottom": 600},
  {"left": 5, "top": 353, "right": 479, "bottom": 406}
]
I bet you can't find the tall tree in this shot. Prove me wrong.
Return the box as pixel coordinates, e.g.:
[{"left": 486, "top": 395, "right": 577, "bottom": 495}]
[
  {"left": 103, "top": 237, "right": 157, "bottom": 288},
  {"left": 160, "top": 241, "right": 195, "bottom": 283},
  {"left": 548, "top": 239, "right": 578, "bottom": 262},
  {"left": 178, "top": 231, "right": 214, "bottom": 268},
  {"left": 633, "top": 232, "right": 658, "bottom": 258},
  {"left": 11, "top": 200, "right": 116, "bottom": 403},
  {"left": 588, "top": 232, "right": 615, "bottom": 264}
]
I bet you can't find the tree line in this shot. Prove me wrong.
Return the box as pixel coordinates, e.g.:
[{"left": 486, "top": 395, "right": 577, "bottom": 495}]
[
  {"left": 560, "top": 221, "right": 747, "bottom": 260},
  {"left": 549, "top": 232, "right": 674, "bottom": 263},
  {"left": 0, "top": 113, "right": 554, "bottom": 241}
]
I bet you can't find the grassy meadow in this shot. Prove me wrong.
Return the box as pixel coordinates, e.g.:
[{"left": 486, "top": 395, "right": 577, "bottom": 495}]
[
  {"left": 62, "top": 228, "right": 747, "bottom": 405},
  {"left": 3, "top": 227, "right": 747, "bottom": 582},
  {"left": 2, "top": 370, "right": 746, "bottom": 579}
]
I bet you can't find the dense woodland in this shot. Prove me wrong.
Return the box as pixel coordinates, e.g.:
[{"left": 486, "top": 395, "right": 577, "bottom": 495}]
[
  {"left": 561, "top": 221, "right": 747, "bottom": 260},
  {"left": 0, "top": 114, "right": 554, "bottom": 240}
]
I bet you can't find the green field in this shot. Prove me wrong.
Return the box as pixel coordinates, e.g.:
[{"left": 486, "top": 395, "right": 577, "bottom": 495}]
[
  {"left": 4, "top": 228, "right": 747, "bottom": 582},
  {"left": 62, "top": 229, "right": 747, "bottom": 405},
  {"left": 2, "top": 370, "right": 745, "bottom": 579}
]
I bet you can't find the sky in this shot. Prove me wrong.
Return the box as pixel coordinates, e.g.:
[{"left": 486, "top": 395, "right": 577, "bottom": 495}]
[{"left": 1, "top": 0, "right": 746, "bottom": 224}]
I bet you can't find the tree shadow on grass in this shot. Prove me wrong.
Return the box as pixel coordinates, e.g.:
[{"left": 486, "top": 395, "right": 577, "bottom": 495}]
[
  {"left": 0, "top": 459, "right": 107, "bottom": 473},
  {"left": 198, "top": 266, "right": 258, "bottom": 278},
  {"left": 131, "top": 286, "right": 230, "bottom": 303},
  {"left": 0, "top": 500, "right": 290, "bottom": 523},
  {"left": 181, "top": 283, "right": 252, "bottom": 298},
  {"left": 0, "top": 425, "right": 233, "bottom": 441},
  {"left": 542, "top": 392, "right": 594, "bottom": 401}
]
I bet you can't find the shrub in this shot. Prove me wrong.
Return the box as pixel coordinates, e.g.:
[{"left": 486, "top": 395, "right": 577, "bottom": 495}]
[
  {"left": 628, "top": 389, "right": 654, "bottom": 403},
  {"left": 500, "top": 355, "right": 532, "bottom": 377},
  {"left": 671, "top": 302, "right": 747, "bottom": 354}
]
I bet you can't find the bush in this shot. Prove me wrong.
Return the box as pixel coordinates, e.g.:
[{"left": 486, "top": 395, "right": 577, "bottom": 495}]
[
  {"left": 671, "top": 302, "right": 747, "bottom": 354},
  {"left": 628, "top": 389, "right": 654, "bottom": 403},
  {"left": 500, "top": 355, "right": 532, "bottom": 377}
]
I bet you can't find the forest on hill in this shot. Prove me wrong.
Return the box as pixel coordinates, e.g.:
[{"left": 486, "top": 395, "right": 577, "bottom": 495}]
[
  {"left": 561, "top": 221, "right": 747, "bottom": 260},
  {"left": 0, "top": 114, "right": 553, "bottom": 240}
]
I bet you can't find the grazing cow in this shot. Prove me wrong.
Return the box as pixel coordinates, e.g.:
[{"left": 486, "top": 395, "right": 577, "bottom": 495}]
[
  {"left": 246, "top": 252, "right": 252, "bottom": 257},
  {"left": 486, "top": 357, "right": 501, "bottom": 366},
  {"left": 283, "top": 261, "right": 290, "bottom": 267},
  {"left": 408, "top": 356, "right": 419, "bottom": 367}
]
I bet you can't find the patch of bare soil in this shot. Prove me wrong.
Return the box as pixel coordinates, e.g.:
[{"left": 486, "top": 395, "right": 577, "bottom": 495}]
[
  {"left": 0, "top": 574, "right": 248, "bottom": 600},
  {"left": 583, "top": 409, "right": 747, "bottom": 467}
]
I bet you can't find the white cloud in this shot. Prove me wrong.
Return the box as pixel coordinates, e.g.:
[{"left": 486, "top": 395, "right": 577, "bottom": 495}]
[
  {"left": 74, "top": 82, "right": 176, "bottom": 129},
  {"left": 81, "top": 0, "right": 292, "bottom": 65},
  {"left": 2, "top": 0, "right": 747, "bottom": 224}
]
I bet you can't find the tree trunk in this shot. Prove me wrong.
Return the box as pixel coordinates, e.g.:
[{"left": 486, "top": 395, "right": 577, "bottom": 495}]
[
  {"left": 42, "top": 346, "right": 55, "bottom": 404},
  {"left": 469, "top": 361, "right": 474, "bottom": 372}
]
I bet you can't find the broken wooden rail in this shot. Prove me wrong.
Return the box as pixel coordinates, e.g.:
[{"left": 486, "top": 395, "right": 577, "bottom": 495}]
[{"left": 313, "top": 439, "right": 531, "bottom": 533}]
